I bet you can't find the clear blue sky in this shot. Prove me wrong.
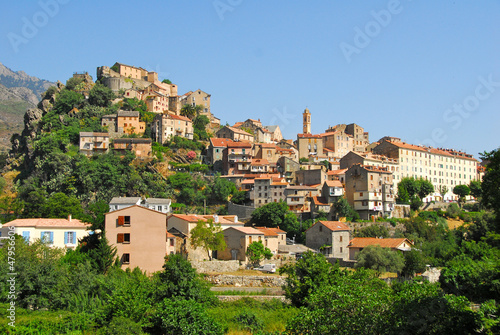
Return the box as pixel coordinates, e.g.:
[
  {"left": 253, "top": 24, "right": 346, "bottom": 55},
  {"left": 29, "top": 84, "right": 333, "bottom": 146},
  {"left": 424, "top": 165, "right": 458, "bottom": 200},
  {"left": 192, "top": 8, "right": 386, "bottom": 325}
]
[{"left": 1, "top": 0, "right": 499, "bottom": 159}]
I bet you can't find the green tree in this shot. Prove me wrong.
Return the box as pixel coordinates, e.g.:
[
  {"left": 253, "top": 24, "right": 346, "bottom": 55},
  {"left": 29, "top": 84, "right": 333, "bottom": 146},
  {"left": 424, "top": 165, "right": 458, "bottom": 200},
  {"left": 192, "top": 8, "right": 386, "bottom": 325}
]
[
  {"left": 469, "top": 180, "right": 482, "bottom": 199},
  {"left": 439, "top": 185, "right": 449, "bottom": 199},
  {"left": 150, "top": 299, "right": 224, "bottom": 335},
  {"left": 53, "top": 89, "right": 85, "bottom": 114},
  {"left": 417, "top": 178, "right": 434, "bottom": 199},
  {"left": 190, "top": 219, "right": 226, "bottom": 261},
  {"left": 212, "top": 175, "right": 237, "bottom": 203},
  {"left": 155, "top": 254, "right": 214, "bottom": 303},
  {"left": 332, "top": 196, "right": 359, "bottom": 221},
  {"left": 453, "top": 184, "right": 470, "bottom": 207},
  {"left": 161, "top": 79, "right": 172, "bottom": 84},
  {"left": 401, "top": 249, "right": 426, "bottom": 278},
  {"left": 246, "top": 241, "right": 273, "bottom": 266},
  {"left": 279, "top": 251, "right": 343, "bottom": 307},
  {"left": 65, "top": 76, "right": 83, "bottom": 91},
  {"left": 354, "top": 245, "right": 405, "bottom": 274},
  {"left": 88, "top": 82, "right": 116, "bottom": 107},
  {"left": 193, "top": 115, "right": 210, "bottom": 140},
  {"left": 355, "top": 224, "right": 390, "bottom": 238},
  {"left": 122, "top": 97, "right": 147, "bottom": 112},
  {"left": 286, "top": 268, "right": 392, "bottom": 335},
  {"left": 180, "top": 104, "right": 203, "bottom": 120},
  {"left": 39, "top": 192, "right": 83, "bottom": 219},
  {"left": 250, "top": 201, "right": 289, "bottom": 227}
]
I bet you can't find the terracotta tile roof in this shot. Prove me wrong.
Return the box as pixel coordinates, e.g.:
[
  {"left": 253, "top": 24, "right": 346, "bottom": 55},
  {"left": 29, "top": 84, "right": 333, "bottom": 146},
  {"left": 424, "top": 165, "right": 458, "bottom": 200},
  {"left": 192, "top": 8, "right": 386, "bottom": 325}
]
[
  {"left": 225, "top": 227, "right": 264, "bottom": 235},
  {"left": 360, "top": 165, "right": 393, "bottom": 174},
  {"left": 327, "top": 169, "right": 347, "bottom": 175},
  {"left": 254, "top": 227, "right": 286, "bottom": 236},
  {"left": 168, "top": 114, "right": 191, "bottom": 122},
  {"left": 251, "top": 159, "right": 270, "bottom": 166},
  {"left": 254, "top": 143, "right": 276, "bottom": 148},
  {"left": 312, "top": 196, "right": 329, "bottom": 206},
  {"left": 271, "top": 182, "right": 289, "bottom": 186},
  {"left": 233, "top": 122, "right": 244, "bottom": 128},
  {"left": 224, "top": 126, "right": 253, "bottom": 136},
  {"left": 286, "top": 185, "right": 317, "bottom": 190},
  {"left": 297, "top": 133, "right": 322, "bottom": 138},
  {"left": 227, "top": 141, "right": 252, "bottom": 148},
  {"left": 169, "top": 214, "right": 243, "bottom": 225},
  {"left": 348, "top": 237, "right": 412, "bottom": 249},
  {"left": 325, "top": 180, "right": 343, "bottom": 187},
  {"left": 210, "top": 138, "right": 232, "bottom": 147},
  {"left": 4, "top": 218, "right": 90, "bottom": 229},
  {"left": 241, "top": 179, "right": 255, "bottom": 185},
  {"left": 318, "top": 221, "right": 351, "bottom": 231}
]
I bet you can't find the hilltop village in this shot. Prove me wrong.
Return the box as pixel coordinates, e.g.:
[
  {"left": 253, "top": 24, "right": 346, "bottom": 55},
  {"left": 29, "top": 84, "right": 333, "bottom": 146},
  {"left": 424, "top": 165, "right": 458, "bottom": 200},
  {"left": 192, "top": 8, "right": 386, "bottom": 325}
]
[
  {"left": 1, "top": 62, "right": 484, "bottom": 274},
  {"left": 1, "top": 61, "right": 498, "bottom": 334}
]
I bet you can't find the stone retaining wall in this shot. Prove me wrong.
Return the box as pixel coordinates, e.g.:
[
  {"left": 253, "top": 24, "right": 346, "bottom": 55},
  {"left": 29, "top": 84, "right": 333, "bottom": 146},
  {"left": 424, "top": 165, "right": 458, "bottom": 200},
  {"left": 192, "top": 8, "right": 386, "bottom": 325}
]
[
  {"left": 191, "top": 260, "right": 241, "bottom": 273},
  {"left": 206, "top": 274, "right": 286, "bottom": 287}
]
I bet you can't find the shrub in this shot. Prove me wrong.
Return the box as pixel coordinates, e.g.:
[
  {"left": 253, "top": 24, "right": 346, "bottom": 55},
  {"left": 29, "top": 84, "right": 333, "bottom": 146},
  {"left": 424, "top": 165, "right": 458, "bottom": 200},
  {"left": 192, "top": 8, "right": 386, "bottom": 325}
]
[
  {"left": 446, "top": 203, "right": 461, "bottom": 218},
  {"left": 233, "top": 311, "right": 264, "bottom": 333}
]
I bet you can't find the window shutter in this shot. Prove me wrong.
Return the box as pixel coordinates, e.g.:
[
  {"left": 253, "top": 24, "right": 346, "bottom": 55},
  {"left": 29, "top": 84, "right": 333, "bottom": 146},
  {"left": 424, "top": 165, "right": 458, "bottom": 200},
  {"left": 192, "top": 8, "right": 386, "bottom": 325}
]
[
  {"left": 64, "top": 232, "right": 68, "bottom": 244},
  {"left": 71, "top": 231, "right": 76, "bottom": 244},
  {"left": 118, "top": 216, "right": 125, "bottom": 226},
  {"left": 49, "top": 232, "right": 54, "bottom": 243},
  {"left": 117, "top": 233, "right": 124, "bottom": 243}
]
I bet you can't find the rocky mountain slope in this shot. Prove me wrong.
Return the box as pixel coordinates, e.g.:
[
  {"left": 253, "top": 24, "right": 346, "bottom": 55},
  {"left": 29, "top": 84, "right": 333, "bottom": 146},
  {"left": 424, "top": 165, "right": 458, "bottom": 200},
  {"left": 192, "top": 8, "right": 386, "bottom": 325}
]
[{"left": 0, "top": 62, "right": 56, "bottom": 152}]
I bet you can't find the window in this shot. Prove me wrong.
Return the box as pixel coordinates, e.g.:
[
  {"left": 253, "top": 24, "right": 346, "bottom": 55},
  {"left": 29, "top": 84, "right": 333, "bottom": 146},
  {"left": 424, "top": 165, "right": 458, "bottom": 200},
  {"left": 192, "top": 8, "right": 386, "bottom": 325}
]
[
  {"left": 170, "top": 238, "right": 175, "bottom": 247},
  {"left": 340, "top": 247, "right": 343, "bottom": 253},
  {"left": 157, "top": 206, "right": 163, "bottom": 212},
  {"left": 41, "top": 231, "right": 54, "bottom": 244},
  {"left": 118, "top": 216, "right": 131, "bottom": 226},
  {"left": 319, "top": 226, "right": 322, "bottom": 232},
  {"left": 339, "top": 236, "right": 343, "bottom": 242},
  {"left": 122, "top": 253, "right": 130, "bottom": 264},
  {"left": 22, "top": 231, "right": 30, "bottom": 243},
  {"left": 64, "top": 231, "right": 76, "bottom": 245},
  {"left": 249, "top": 236, "right": 252, "bottom": 244}
]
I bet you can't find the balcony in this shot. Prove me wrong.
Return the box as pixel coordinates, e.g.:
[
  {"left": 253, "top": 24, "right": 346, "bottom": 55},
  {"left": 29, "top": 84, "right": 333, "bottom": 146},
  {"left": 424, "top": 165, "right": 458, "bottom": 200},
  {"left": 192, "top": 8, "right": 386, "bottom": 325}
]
[
  {"left": 353, "top": 192, "right": 382, "bottom": 202},
  {"left": 287, "top": 196, "right": 305, "bottom": 205}
]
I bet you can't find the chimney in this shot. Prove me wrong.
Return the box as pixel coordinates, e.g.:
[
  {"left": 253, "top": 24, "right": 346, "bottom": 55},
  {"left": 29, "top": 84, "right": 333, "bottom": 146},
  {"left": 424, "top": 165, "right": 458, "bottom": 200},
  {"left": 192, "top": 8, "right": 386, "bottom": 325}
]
[
  {"left": 213, "top": 214, "right": 219, "bottom": 223},
  {"left": 68, "top": 214, "right": 72, "bottom": 222},
  {"left": 234, "top": 215, "right": 238, "bottom": 223}
]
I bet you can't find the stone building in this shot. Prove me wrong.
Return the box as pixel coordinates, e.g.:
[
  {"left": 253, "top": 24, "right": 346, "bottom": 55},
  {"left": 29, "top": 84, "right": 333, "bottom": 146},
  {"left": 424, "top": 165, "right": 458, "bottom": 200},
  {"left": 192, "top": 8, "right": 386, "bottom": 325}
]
[{"left": 305, "top": 221, "right": 351, "bottom": 260}]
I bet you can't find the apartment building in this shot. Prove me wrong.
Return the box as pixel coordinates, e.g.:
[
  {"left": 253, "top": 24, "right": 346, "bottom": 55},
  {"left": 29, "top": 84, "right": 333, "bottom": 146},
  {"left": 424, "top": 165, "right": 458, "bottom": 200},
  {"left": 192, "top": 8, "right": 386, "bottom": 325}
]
[
  {"left": 224, "top": 140, "right": 253, "bottom": 175},
  {"left": 105, "top": 205, "right": 168, "bottom": 274},
  {"left": 285, "top": 185, "right": 320, "bottom": 213},
  {"left": 102, "top": 110, "right": 145, "bottom": 136},
  {"left": 253, "top": 176, "right": 288, "bottom": 207},
  {"left": 180, "top": 89, "right": 211, "bottom": 116},
  {"left": 321, "top": 130, "right": 354, "bottom": 158},
  {"left": 344, "top": 164, "right": 395, "bottom": 220},
  {"left": 79, "top": 132, "right": 110, "bottom": 155},
  {"left": 112, "top": 138, "right": 152, "bottom": 158},
  {"left": 152, "top": 113, "right": 193, "bottom": 143},
  {"left": 373, "top": 137, "right": 479, "bottom": 201}
]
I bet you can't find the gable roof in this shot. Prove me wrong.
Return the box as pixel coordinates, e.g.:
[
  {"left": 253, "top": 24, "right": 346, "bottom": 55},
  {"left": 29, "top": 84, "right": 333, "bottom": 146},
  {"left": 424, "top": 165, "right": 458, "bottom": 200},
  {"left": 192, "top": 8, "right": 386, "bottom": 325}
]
[
  {"left": 325, "top": 180, "right": 343, "bottom": 188},
  {"left": 4, "top": 218, "right": 90, "bottom": 229},
  {"left": 110, "top": 197, "right": 142, "bottom": 205},
  {"left": 312, "top": 196, "right": 329, "bottom": 206},
  {"left": 104, "top": 204, "right": 168, "bottom": 216},
  {"left": 224, "top": 226, "right": 264, "bottom": 235},
  {"left": 254, "top": 227, "right": 286, "bottom": 236},
  {"left": 348, "top": 237, "right": 413, "bottom": 249},
  {"left": 318, "top": 221, "right": 351, "bottom": 231}
]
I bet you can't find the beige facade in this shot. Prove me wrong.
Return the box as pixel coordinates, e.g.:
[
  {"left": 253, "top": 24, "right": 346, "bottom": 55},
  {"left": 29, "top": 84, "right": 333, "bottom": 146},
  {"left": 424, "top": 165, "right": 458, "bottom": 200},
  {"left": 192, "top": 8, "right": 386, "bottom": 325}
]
[
  {"left": 340, "top": 151, "right": 399, "bottom": 189},
  {"left": 102, "top": 110, "right": 145, "bottom": 136},
  {"left": 1, "top": 217, "right": 91, "bottom": 250},
  {"left": 105, "top": 205, "right": 168, "bottom": 274},
  {"left": 254, "top": 227, "right": 287, "bottom": 254},
  {"left": 79, "top": 132, "right": 110, "bottom": 155},
  {"left": 113, "top": 138, "right": 152, "bottom": 158},
  {"left": 345, "top": 123, "right": 369, "bottom": 152},
  {"left": 297, "top": 134, "right": 324, "bottom": 159},
  {"left": 305, "top": 221, "right": 351, "bottom": 260},
  {"left": 295, "top": 168, "right": 327, "bottom": 186},
  {"left": 224, "top": 141, "right": 253, "bottom": 175},
  {"left": 253, "top": 177, "right": 288, "bottom": 207},
  {"left": 373, "top": 138, "right": 479, "bottom": 201},
  {"left": 345, "top": 164, "right": 395, "bottom": 220},
  {"left": 145, "top": 92, "right": 169, "bottom": 113},
  {"left": 152, "top": 113, "right": 193, "bottom": 143},
  {"left": 263, "top": 125, "right": 283, "bottom": 142},
  {"left": 284, "top": 185, "right": 320, "bottom": 213},
  {"left": 219, "top": 227, "right": 265, "bottom": 262},
  {"left": 321, "top": 131, "right": 354, "bottom": 158},
  {"left": 180, "top": 89, "right": 211, "bottom": 117},
  {"left": 167, "top": 214, "right": 244, "bottom": 261},
  {"left": 217, "top": 126, "right": 254, "bottom": 143}
]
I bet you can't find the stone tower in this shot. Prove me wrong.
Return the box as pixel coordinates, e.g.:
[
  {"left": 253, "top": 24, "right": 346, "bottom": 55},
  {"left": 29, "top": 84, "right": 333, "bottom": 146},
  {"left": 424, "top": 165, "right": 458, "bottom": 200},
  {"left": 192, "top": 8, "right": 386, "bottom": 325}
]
[{"left": 303, "top": 108, "right": 311, "bottom": 134}]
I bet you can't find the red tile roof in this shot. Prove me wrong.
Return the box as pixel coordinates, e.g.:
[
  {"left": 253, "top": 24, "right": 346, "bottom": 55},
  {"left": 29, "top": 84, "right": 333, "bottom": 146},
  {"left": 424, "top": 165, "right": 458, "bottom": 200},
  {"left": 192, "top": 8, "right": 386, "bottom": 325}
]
[
  {"left": 226, "top": 227, "right": 264, "bottom": 235},
  {"left": 318, "top": 221, "right": 351, "bottom": 231},
  {"left": 210, "top": 138, "right": 232, "bottom": 147},
  {"left": 327, "top": 169, "right": 348, "bottom": 175},
  {"left": 312, "top": 196, "right": 329, "bottom": 206},
  {"left": 325, "top": 180, "right": 343, "bottom": 187},
  {"left": 297, "top": 133, "right": 322, "bottom": 138},
  {"left": 348, "top": 237, "right": 412, "bottom": 249},
  {"left": 4, "top": 218, "right": 90, "bottom": 229},
  {"left": 251, "top": 159, "right": 270, "bottom": 166},
  {"left": 255, "top": 227, "right": 286, "bottom": 236}
]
